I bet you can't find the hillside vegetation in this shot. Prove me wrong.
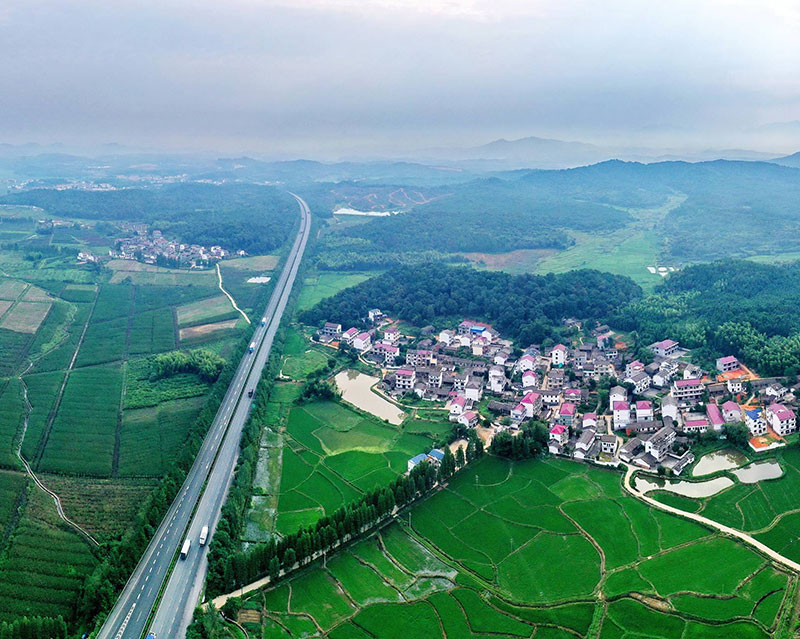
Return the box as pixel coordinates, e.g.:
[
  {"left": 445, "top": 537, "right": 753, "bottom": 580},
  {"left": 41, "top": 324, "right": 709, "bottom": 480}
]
[{"left": 300, "top": 263, "right": 642, "bottom": 345}]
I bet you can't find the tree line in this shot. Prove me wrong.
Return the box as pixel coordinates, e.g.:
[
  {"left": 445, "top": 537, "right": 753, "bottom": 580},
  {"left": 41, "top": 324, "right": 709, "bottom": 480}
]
[
  {"left": 206, "top": 441, "right": 482, "bottom": 598},
  {"left": 0, "top": 616, "right": 67, "bottom": 639},
  {"left": 152, "top": 348, "right": 227, "bottom": 383},
  {"left": 300, "top": 263, "right": 642, "bottom": 347}
]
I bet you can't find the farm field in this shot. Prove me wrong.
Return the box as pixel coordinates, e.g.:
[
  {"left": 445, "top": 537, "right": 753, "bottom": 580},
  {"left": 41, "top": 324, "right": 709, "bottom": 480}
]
[
  {"left": 118, "top": 396, "right": 206, "bottom": 476},
  {"left": 281, "top": 328, "right": 331, "bottom": 379},
  {"left": 651, "top": 447, "right": 800, "bottom": 564},
  {"left": 107, "top": 259, "right": 218, "bottom": 286},
  {"left": 177, "top": 294, "right": 238, "bottom": 327},
  {"left": 38, "top": 363, "right": 124, "bottom": 476},
  {"left": 297, "top": 272, "right": 372, "bottom": 311},
  {"left": 233, "top": 455, "right": 795, "bottom": 638},
  {"left": 0, "top": 300, "right": 51, "bottom": 333},
  {"left": 0, "top": 482, "right": 97, "bottom": 623},
  {"left": 179, "top": 317, "right": 240, "bottom": 342},
  {"left": 40, "top": 474, "right": 157, "bottom": 541},
  {"left": 273, "top": 399, "right": 438, "bottom": 536}
]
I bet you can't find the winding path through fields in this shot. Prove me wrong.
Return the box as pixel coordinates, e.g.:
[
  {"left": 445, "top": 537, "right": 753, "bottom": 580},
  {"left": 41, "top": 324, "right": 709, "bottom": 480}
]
[
  {"left": 216, "top": 263, "right": 251, "bottom": 324},
  {"left": 622, "top": 463, "right": 800, "bottom": 573}
]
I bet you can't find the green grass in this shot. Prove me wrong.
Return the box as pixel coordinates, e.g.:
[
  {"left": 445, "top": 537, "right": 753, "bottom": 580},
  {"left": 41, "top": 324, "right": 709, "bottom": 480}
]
[
  {"left": 123, "top": 356, "right": 210, "bottom": 409},
  {"left": 39, "top": 364, "right": 123, "bottom": 476},
  {"left": 297, "top": 272, "right": 372, "bottom": 311},
  {"left": 275, "top": 400, "right": 435, "bottom": 535},
  {"left": 118, "top": 396, "right": 205, "bottom": 476},
  {"left": 281, "top": 347, "right": 329, "bottom": 380}
]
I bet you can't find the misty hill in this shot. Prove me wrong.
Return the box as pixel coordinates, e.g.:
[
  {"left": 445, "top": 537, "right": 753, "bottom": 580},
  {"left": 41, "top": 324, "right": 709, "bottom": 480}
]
[
  {"left": 321, "top": 158, "right": 800, "bottom": 268},
  {"left": 772, "top": 151, "right": 800, "bottom": 168}
]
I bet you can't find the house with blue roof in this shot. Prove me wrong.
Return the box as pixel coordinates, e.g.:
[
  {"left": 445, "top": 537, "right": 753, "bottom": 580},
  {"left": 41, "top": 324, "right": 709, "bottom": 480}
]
[
  {"left": 745, "top": 408, "right": 766, "bottom": 437},
  {"left": 407, "top": 453, "right": 428, "bottom": 473},
  {"left": 427, "top": 449, "right": 445, "bottom": 465}
]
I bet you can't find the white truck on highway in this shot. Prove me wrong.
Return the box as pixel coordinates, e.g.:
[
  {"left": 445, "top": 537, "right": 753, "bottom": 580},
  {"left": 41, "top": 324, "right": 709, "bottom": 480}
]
[
  {"left": 249, "top": 341, "right": 256, "bottom": 353},
  {"left": 180, "top": 539, "right": 191, "bottom": 560},
  {"left": 199, "top": 526, "right": 209, "bottom": 546},
  {"left": 261, "top": 317, "right": 267, "bottom": 326}
]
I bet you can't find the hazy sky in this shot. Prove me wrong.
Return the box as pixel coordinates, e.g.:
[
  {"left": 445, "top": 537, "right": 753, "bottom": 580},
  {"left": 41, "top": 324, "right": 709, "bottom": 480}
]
[{"left": 1, "top": 0, "right": 799, "bottom": 157}]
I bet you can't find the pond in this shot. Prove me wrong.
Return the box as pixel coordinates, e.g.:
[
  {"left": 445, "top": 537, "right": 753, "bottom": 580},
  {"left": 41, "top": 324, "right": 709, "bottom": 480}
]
[
  {"left": 692, "top": 449, "right": 748, "bottom": 476},
  {"left": 635, "top": 475, "right": 734, "bottom": 498},
  {"left": 730, "top": 460, "right": 783, "bottom": 484},
  {"left": 334, "top": 370, "right": 407, "bottom": 425}
]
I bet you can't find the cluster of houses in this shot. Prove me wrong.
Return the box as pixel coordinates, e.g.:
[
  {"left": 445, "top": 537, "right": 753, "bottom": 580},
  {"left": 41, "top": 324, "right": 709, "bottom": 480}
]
[
  {"left": 316, "top": 314, "right": 800, "bottom": 475},
  {"left": 111, "top": 228, "right": 234, "bottom": 268}
]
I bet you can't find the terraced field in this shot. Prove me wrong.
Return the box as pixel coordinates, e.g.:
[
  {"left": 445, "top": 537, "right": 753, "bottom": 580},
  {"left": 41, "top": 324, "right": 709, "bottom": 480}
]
[
  {"left": 651, "top": 447, "right": 800, "bottom": 566},
  {"left": 232, "top": 456, "right": 796, "bottom": 638}
]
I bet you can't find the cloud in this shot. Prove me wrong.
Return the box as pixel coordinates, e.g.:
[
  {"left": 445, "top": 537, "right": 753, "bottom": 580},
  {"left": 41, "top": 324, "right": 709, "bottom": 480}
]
[{"left": 0, "top": 0, "right": 798, "bottom": 155}]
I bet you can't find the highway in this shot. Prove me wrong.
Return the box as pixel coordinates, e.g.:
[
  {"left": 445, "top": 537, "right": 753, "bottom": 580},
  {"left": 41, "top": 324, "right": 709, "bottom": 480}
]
[{"left": 97, "top": 194, "right": 310, "bottom": 639}]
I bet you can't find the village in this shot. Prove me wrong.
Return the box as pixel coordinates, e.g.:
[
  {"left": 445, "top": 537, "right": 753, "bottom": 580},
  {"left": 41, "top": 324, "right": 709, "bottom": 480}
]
[
  {"left": 109, "top": 226, "right": 233, "bottom": 268},
  {"left": 315, "top": 312, "right": 799, "bottom": 476}
]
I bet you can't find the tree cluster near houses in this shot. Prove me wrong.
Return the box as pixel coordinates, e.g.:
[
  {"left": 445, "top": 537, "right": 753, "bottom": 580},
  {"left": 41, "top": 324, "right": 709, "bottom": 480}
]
[
  {"left": 614, "top": 258, "right": 800, "bottom": 378},
  {"left": 299, "top": 263, "right": 642, "bottom": 346}
]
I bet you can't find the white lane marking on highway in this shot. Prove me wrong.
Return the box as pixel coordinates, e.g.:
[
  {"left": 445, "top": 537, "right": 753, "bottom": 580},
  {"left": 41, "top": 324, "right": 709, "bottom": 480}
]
[{"left": 114, "top": 603, "right": 136, "bottom": 639}]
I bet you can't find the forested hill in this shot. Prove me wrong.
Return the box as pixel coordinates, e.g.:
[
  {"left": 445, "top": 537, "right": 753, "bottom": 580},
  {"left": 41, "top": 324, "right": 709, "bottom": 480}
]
[
  {"left": 613, "top": 259, "right": 800, "bottom": 376},
  {"left": 300, "top": 264, "right": 642, "bottom": 345},
  {"left": 0, "top": 183, "right": 298, "bottom": 254}
]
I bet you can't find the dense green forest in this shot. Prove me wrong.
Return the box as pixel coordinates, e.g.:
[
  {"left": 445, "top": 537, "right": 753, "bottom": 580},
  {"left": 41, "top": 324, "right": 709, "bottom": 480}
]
[
  {"left": 300, "top": 263, "right": 642, "bottom": 345},
  {"left": 0, "top": 183, "right": 298, "bottom": 254},
  {"left": 613, "top": 259, "right": 800, "bottom": 376},
  {"left": 317, "top": 159, "right": 800, "bottom": 268}
]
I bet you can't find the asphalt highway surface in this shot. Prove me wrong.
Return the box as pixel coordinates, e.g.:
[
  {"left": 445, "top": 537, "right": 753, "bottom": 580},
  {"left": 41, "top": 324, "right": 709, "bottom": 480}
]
[{"left": 97, "top": 194, "right": 310, "bottom": 639}]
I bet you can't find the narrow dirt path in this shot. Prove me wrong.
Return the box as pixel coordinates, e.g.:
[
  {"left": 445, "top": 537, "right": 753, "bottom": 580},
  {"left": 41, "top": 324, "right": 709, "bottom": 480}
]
[
  {"left": 216, "top": 263, "right": 250, "bottom": 324},
  {"left": 16, "top": 373, "right": 99, "bottom": 546},
  {"left": 621, "top": 464, "right": 800, "bottom": 573}
]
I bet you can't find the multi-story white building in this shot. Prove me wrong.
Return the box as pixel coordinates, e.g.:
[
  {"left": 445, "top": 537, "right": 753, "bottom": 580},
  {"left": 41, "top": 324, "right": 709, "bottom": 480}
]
[
  {"left": 766, "top": 403, "right": 797, "bottom": 437},
  {"left": 671, "top": 378, "right": 704, "bottom": 402}
]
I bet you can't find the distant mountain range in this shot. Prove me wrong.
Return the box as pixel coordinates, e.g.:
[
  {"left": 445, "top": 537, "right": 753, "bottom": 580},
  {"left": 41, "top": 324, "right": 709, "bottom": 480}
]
[
  {"left": 409, "top": 135, "right": 782, "bottom": 170},
  {"left": 772, "top": 151, "right": 800, "bottom": 168}
]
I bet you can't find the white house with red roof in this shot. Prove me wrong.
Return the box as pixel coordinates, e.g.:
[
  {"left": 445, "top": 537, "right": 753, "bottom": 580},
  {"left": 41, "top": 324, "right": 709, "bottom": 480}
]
[
  {"left": 671, "top": 378, "right": 704, "bottom": 402},
  {"left": 613, "top": 401, "right": 631, "bottom": 429},
  {"left": 651, "top": 339, "right": 679, "bottom": 358},
  {"left": 716, "top": 355, "right": 740, "bottom": 372},
  {"left": 563, "top": 388, "right": 581, "bottom": 403},
  {"left": 766, "top": 403, "right": 797, "bottom": 436},
  {"left": 721, "top": 400, "right": 742, "bottom": 423},
  {"left": 549, "top": 424, "right": 568, "bottom": 444},
  {"left": 353, "top": 332, "right": 372, "bottom": 352},
  {"left": 448, "top": 395, "right": 467, "bottom": 420},
  {"left": 457, "top": 410, "right": 479, "bottom": 429},
  {"left": 511, "top": 402, "right": 527, "bottom": 422},
  {"left": 625, "top": 360, "right": 645, "bottom": 378},
  {"left": 635, "top": 400, "right": 653, "bottom": 422},
  {"left": 520, "top": 391, "right": 543, "bottom": 418},
  {"left": 551, "top": 344, "right": 567, "bottom": 366},
  {"left": 683, "top": 416, "right": 710, "bottom": 433},
  {"left": 706, "top": 403, "right": 725, "bottom": 432},
  {"left": 342, "top": 327, "right": 359, "bottom": 343},
  {"left": 583, "top": 413, "right": 598, "bottom": 429},
  {"left": 522, "top": 370, "right": 538, "bottom": 389},
  {"left": 557, "top": 402, "right": 577, "bottom": 426},
  {"left": 394, "top": 368, "right": 416, "bottom": 391}
]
